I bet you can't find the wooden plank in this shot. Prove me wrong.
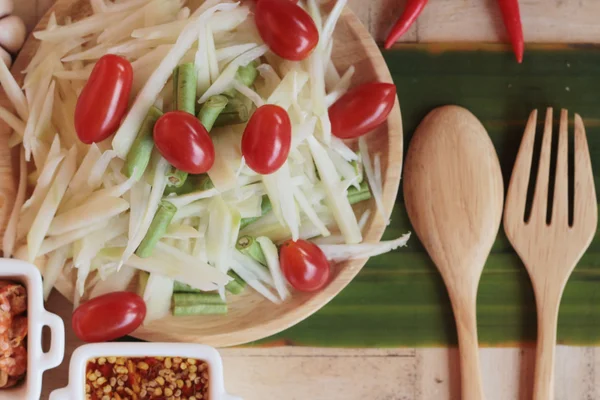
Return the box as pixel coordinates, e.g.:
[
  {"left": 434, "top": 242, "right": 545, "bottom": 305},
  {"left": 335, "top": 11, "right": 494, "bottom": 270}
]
[
  {"left": 347, "top": 0, "right": 419, "bottom": 43},
  {"left": 353, "top": 0, "right": 600, "bottom": 45},
  {"left": 22, "top": 0, "right": 600, "bottom": 44},
  {"left": 9, "top": 1, "right": 598, "bottom": 399},
  {"left": 42, "top": 291, "right": 600, "bottom": 400}
]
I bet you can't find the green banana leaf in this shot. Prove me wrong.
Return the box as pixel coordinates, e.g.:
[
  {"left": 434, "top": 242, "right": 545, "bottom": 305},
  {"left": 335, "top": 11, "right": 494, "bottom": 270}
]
[{"left": 256, "top": 44, "right": 600, "bottom": 348}]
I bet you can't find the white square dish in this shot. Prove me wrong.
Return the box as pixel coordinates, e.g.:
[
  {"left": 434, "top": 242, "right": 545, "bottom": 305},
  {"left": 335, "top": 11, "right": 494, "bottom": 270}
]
[
  {"left": 49, "top": 342, "right": 241, "bottom": 400},
  {"left": 0, "top": 259, "right": 65, "bottom": 400}
]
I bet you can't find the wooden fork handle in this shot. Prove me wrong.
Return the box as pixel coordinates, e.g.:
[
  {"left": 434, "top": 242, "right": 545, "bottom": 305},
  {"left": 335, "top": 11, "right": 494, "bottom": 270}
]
[
  {"left": 533, "top": 290, "right": 561, "bottom": 400},
  {"left": 450, "top": 292, "right": 486, "bottom": 400}
]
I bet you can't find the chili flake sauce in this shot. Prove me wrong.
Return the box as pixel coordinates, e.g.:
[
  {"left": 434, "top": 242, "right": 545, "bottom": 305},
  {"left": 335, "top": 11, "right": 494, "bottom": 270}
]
[{"left": 85, "top": 356, "right": 209, "bottom": 400}]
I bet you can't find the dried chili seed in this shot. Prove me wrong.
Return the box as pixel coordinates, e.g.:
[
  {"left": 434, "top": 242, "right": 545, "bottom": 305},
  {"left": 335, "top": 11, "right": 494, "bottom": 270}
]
[
  {"left": 115, "top": 366, "right": 128, "bottom": 375},
  {"left": 137, "top": 362, "right": 149, "bottom": 370}
]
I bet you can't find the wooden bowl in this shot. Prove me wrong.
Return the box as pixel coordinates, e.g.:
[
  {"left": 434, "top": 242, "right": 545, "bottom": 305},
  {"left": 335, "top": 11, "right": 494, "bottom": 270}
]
[{"left": 0, "top": 0, "right": 403, "bottom": 347}]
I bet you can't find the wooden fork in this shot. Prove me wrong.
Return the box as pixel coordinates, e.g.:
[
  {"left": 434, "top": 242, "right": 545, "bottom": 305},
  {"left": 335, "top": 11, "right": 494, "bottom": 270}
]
[{"left": 504, "top": 108, "right": 598, "bottom": 400}]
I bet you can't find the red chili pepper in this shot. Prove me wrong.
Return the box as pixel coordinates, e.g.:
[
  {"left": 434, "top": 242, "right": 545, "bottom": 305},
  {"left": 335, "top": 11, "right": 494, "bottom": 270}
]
[
  {"left": 497, "top": 0, "right": 524, "bottom": 63},
  {"left": 384, "top": 0, "right": 428, "bottom": 49}
]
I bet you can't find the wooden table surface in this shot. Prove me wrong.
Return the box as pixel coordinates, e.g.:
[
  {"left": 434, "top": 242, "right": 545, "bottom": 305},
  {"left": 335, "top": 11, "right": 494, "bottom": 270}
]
[{"left": 10, "top": 0, "right": 600, "bottom": 399}]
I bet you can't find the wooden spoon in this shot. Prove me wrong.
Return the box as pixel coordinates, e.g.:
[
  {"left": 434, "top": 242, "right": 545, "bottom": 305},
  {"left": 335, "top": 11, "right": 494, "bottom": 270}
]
[{"left": 403, "top": 105, "right": 504, "bottom": 400}]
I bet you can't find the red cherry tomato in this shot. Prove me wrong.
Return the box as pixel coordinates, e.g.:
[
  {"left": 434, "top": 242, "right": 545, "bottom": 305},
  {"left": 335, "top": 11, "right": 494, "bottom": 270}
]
[
  {"left": 329, "top": 82, "right": 397, "bottom": 139},
  {"left": 153, "top": 111, "right": 215, "bottom": 174},
  {"left": 280, "top": 239, "right": 331, "bottom": 292},
  {"left": 72, "top": 292, "right": 146, "bottom": 343},
  {"left": 241, "top": 105, "right": 291, "bottom": 175},
  {"left": 255, "top": 0, "right": 319, "bottom": 61},
  {"left": 75, "top": 54, "right": 133, "bottom": 144}
]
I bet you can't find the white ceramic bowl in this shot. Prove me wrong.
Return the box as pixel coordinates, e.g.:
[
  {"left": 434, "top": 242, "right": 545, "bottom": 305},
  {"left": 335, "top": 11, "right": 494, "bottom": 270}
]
[
  {"left": 50, "top": 343, "right": 241, "bottom": 400},
  {"left": 0, "top": 259, "right": 65, "bottom": 400}
]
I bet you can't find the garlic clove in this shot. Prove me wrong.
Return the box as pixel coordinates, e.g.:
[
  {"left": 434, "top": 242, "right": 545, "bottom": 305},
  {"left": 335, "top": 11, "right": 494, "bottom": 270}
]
[
  {"left": 0, "top": 0, "right": 13, "bottom": 19},
  {"left": 0, "top": 15, "right": 26, "bottom": 54},
  {"left": 0, "top": 46, "right": 11, "bottom": 69}
]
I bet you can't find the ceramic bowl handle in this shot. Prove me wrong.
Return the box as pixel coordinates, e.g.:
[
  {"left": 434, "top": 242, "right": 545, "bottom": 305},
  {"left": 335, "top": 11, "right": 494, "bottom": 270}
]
[{"left": 38, "top": 310, "right": 65, "bottom": 371}]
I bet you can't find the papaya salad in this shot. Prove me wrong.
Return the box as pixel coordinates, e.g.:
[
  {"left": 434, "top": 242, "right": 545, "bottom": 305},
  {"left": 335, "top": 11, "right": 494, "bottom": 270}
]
[{"left": 0, "top": 0, "right": 410, "bottom": 333}]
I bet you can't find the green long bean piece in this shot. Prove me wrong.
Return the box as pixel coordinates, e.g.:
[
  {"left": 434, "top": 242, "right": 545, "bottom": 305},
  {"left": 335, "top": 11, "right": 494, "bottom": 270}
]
[
  {"left": 239, "top": 196, "right": 272, "bottom": 229},
  {"left": 225, "top": 271, "right": 246, "bottom": 294},
  {"left": 197, "top": 95, "right": 229, "bottom": 132},
  {"left": 166, "top": 167, "right": 188, "bottom": 188},
  {"left": 236, "top": 235, "right": 267, "bottom": 266},
  {"left": 174, "top": 304, "right": 227, "bottom": 316},
  {"left": 222, "top": 61, "right": 259, "bottom": 98},
  {"left": 173, "top": 281, "right": 201, "bottom": 293},
  {"left": 124, "top": 107, "right": 163, "bottom": 180},
  {"left": 172, "top": 292, "right": 228, "bottom": 315},
  {"left": 168, "top": 63, "right": 197, "bottom": 187},
  {"left": 164, "top": 174, "right": 206, "bottom": 195},
  {"left": 236, "top": 61, "right": 259, "bottom": 87},
  {"left": 173, "top": 63, "right": 197, "bottom": 115},
  {"left": 198, "top": 174, "right": 214, "bottom": 190},
  {"left": 214, "top": 96, "right": 250, "bottom": 127},
  {"left": 347, "top": 181, "right": 372, "bottom": 205},
  {"left": 136, "top": 200, "right": 177, "bottom": 258},
  {"left": 174, "top": 293, "right": 224, "bottom": 306}
]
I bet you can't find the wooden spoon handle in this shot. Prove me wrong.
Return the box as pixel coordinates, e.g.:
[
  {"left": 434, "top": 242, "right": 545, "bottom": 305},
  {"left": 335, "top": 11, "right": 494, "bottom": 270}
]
[
  {"left": 533, "top": 290, "right": 561, "bottom": 400},
  {"left": 451, "top": 293, "right": 485, "bottom": 400}
]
